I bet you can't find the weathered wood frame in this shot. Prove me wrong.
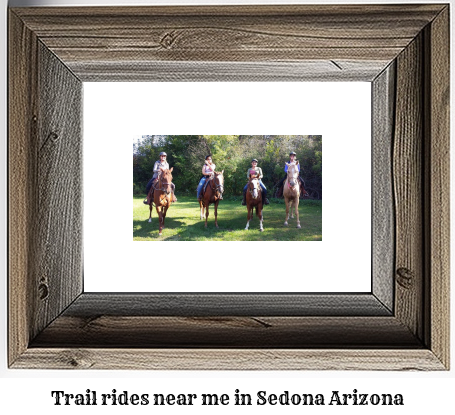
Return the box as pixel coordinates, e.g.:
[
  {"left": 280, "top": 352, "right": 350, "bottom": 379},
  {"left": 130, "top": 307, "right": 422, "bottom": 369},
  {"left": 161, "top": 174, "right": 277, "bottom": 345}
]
[{"left": 8, "top": 5, "right": 449, "bottom": 370}]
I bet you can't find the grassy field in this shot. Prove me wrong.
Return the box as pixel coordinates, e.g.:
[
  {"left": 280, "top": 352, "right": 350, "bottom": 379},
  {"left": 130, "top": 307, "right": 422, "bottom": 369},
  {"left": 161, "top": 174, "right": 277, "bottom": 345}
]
[{"left": 133, "top": 195, "right": 322, "bottom": 241}]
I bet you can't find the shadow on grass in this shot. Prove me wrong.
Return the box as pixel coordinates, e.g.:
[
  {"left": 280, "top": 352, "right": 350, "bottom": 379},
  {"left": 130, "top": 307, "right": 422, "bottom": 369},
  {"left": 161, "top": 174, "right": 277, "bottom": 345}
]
[
  {"left": 133, "top": 196, "right": 322, "bottom": 241},
  {"left": 133, "top": 218, "right": 185, "bottom": 238},
  {"left": 168, "top": 208, "right": 320, "bottom": 241}
]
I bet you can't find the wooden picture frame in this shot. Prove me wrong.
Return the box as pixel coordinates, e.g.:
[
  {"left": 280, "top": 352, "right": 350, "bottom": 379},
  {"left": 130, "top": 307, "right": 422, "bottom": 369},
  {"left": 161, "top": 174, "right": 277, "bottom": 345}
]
[{"left": 9, "top": 4, "right": 449, "bottom": 370}]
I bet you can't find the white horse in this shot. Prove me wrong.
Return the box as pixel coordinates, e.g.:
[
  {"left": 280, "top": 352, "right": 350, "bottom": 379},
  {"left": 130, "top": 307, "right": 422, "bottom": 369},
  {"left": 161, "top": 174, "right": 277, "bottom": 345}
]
[
  {"left": 244, "top": 175, "right": 264, "bottom": 232},
  {"left": 283, "top": 162, "right": 301, "bottom": 228}
]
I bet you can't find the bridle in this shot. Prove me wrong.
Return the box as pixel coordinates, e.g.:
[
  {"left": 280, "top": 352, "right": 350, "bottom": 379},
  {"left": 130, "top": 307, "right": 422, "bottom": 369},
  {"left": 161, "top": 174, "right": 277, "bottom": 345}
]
[
  {"left": 153, "top": 171, "right": 172, "bottom": 195},
  {"left": 248, "top": 177, "right": 261, "bottom": 199},
  {"left": 211, "top": 173, "right": 224, "bottom": 198},
  {"left": 287, "top": 165, "right": 299, "bottom": 191}
]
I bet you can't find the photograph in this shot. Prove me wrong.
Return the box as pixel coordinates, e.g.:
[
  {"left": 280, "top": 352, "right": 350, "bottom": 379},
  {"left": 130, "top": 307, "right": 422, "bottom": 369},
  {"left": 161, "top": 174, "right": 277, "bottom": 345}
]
[
  {"left": 133, "top": 135, "right": 322, "bottom": 240},
  {"left": 83, "top": 80, "right": 368, "bottom": 293}
]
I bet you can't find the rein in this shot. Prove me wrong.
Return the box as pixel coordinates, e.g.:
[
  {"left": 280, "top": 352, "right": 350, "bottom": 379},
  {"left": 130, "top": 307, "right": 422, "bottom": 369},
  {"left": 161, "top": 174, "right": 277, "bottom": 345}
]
[
  {"left": 248, "top": 178, "right": 261, "bottom": 197},
  {"left": 150, "top": 172, "right": 172, "bottom": 207},
  {"left": 152, "top": 172, "right": 172, "bottom": 194},
  {"left": 286, "top": 167, "right": 300, "bottom": 191},
  {"left": 209, "top": 174, "right": 224, "bottom": 197}
]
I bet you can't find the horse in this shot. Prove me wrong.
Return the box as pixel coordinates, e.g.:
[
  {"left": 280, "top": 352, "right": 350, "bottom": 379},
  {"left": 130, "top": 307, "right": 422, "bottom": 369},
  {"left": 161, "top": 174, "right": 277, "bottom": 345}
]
[
  {"left": 199, "top": 170, "right": 224, "bottom": 228},
  {"left": 245, "top": 173, "right": 263, "bottom": 232},
  {"left": 148, "top": 168, "right": 174, "bottom": 236},
  {"left": 283, "top": 161, "right": 301, "bottom": 228}
]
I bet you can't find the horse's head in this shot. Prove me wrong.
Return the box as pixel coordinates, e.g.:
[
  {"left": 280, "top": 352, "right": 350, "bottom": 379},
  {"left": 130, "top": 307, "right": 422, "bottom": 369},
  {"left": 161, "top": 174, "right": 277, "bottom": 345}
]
[
  {"left": 285, "top": 162, "right": 299, "bottom": 187},
  {"left": 160, "top": 167, "right": 173, "bottom": 194},
  {"left": 213, "top": 170, "right": 224, "bottom": 196},
  {"left": 248, "top": 175, "right": 260, "bottom": 199}
]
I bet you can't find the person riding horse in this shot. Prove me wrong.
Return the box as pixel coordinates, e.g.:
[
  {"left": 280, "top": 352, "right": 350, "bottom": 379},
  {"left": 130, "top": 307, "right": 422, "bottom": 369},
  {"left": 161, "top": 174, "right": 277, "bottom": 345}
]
[
  {"left": 143, "top": 152, "right": 177, "bottom": 205},
  {"left": 276, "top": 152, "right": 306, "bottom": 198},
  {"left": 197, "top": 155, "right": 222, "bottom": 200},
  {"left": 241, "top": 158, "right": 269, "bottom": 206}
]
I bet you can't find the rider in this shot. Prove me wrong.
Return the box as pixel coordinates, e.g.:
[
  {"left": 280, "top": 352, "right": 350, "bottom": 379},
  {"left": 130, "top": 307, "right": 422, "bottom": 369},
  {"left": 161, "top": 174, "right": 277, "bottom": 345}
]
[
  {"left": 197, "top": 155, "right": 222, "bottom": 200},
  {"left": 276, "top": 151, "right": 306, "bottom": 197},
  {"left": 241, "top": 158, "right": 269, "bottom": 205},
  {"left": 143, "top": 151, "right": 177, "bottom": 205}
]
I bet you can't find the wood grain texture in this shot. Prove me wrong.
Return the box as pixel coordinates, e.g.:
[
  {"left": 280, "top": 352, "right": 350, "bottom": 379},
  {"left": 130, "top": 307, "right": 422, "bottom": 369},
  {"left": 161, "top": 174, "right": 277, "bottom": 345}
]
[
  {"left": 8, "top": 11, "right": 38, "bottom": 366},
  {"left": 71, "top": 60, "right": 388, "bottom": 82},
  {"left": 13, "top": 349, "right": 445, "bottom": 371},
  {"left": 393, "top": 34, "right": 424, "bottom": 340},
  {"left": 9, "top": 12, "right": 84, "bottom": 366},
  {"left": 11, "top": 5, "right": 444, "bottom": 81},
  {"left": 425, "top": 6, "right": 450, "bottom": 368},
  {"left": 8, "top": 4, "right": 450, "bottom": 370},
  {"left": 33, "top": 42, "right": 83, "bottom": 338},
  {"left": 31, "top": 316, "right": 420, "bottom": 348},
  {"left": 62, "top": 293, "right": 391, "bottom": 317},
  {"left": 372, "top": 63, "right": 395, "bottom": 312}
]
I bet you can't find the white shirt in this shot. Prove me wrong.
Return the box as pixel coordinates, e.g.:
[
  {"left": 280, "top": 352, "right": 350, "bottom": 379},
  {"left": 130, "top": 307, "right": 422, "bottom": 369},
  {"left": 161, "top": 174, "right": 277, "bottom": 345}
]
[
  {"left": 203, "top": 163, "right": 216, "bottom": 175},
  {"left": 152, "top": 160, "right": 169, "bottom": 179}
]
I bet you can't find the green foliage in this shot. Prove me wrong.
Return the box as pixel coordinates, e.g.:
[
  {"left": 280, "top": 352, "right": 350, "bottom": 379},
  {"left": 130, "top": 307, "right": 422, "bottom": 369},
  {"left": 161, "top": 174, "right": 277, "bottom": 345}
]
[
  {"left": 133, "top": 135, "right": 322, "bottom": 198},
  {"left": 133, "top": 183, "right": 143, "bottom": 196}
]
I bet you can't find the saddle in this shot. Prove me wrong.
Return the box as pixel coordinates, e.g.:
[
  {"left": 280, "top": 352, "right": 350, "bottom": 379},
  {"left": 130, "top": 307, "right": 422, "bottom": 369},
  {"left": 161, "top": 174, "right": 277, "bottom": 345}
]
[
  {"left": 201, "top": 175, "right": 213, "bottom": 197},
  {"left": 145, "top": 183, "right": 156, "bottom": 205},
  {"left": 149, "top": 177, "right": 177, "bottom": 203},
  {"left": 147, "top": 175, "right": 161, "bottom": 203}
]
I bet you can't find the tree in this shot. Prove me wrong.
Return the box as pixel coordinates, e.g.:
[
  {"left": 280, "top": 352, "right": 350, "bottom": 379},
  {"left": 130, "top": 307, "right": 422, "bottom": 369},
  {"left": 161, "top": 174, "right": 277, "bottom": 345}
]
[{"left": 133, "top": 135, "right": 322, "bottom": 198}]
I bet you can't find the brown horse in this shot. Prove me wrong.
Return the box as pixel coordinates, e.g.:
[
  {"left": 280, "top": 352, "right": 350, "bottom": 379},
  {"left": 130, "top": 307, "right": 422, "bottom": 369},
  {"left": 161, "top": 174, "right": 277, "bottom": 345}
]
[
  {"left": 283, "top": 162, "right": 301, "bottom": 228},
  {"left": 148, "top": 168, "right": 174, "bottom": 235},
  {"left": 245, "top": 174, "right": 263, "bottom": 231},
  {"left": 199, "top": 170, "right": 224, "bottom": 228}
]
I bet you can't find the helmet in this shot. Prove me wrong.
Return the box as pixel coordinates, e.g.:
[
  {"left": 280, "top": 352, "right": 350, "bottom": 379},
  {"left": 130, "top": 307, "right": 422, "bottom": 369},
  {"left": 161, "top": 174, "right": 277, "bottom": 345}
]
[
  {"left": 159, "top": 152, "right": 167, "bottom": 156},
  {"left": 289, "top": 151, "right": 296, "bottom": 156},
  {"left": 252, "top": 158, "right": 258, "bottom": 163}
]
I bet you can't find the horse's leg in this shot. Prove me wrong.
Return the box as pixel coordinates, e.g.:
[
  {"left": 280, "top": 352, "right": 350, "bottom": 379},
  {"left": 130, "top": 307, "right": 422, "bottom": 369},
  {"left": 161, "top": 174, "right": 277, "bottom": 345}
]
[
  {"left": 295, "top": 199, "right": 301, "bottom": 228},
  {"left": 245, "top": 204, "right": 251, "bottom": 230},
  {"left": 162, "top": 204, "right": 168, "bottom": 231},
  {"left": 290, "top": 199, "right": 294, "bottom": 218},
  {"left": 205, "top": 201, "right": 209, "bottom": 228},
  {"left": 259, "top": 205, "right": 264, "bottom": 232},
  {"left": 148, "top": 204, "right": 152, "bottom": 223},
  {"left": 199, "top": 200, "right": 204, "bottom": 220},
  {"left": 284, "top": 197, "right": 290, "bottom": 226},
  {"left": 159, "top": 205, "right": 166, "bottom": 234},
  {"left": 160, "top": 210, "right": 164, "bottom": 235},
  {"left": 156, "top": 206, "right": 163, "bottom": 235},
  {"left": 214, "top": 200, "right": 219, "bottom": 228}
]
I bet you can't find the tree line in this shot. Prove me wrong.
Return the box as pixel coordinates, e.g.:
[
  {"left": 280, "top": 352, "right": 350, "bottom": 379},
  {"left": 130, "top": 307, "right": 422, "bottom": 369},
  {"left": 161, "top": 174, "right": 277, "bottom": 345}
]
[{"left": 133, "top": 135, "right": 322, "bottom": 199}]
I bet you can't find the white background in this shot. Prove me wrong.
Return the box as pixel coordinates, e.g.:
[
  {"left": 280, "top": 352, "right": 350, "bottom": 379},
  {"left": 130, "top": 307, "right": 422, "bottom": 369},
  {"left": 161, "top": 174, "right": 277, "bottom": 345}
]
[
  {"left": 1, "top": 0, "right": 454, "bottom": 414},
  {"left": 84, "top": 82, "right": 371, "bottom": 292}
]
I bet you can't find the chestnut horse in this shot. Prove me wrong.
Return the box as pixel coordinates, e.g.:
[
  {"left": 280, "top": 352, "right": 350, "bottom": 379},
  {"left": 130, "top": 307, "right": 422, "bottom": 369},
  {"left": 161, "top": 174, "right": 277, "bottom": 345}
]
[
  {"left": 148, "top": 168, "right": 174, "bottom": 235},
  {"left": 245, "top": 174, "right": 263, "bottom": 232},
  {"left": 199, "top": 170, "right": 224, "bottom": 228},
  {"left": 283, "top": 162, "right": 301, "bottom": 228}
]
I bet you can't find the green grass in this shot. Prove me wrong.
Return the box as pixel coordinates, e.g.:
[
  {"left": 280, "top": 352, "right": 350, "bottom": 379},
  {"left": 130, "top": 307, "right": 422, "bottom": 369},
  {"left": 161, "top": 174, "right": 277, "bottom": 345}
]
[{"left": 133, "top": 195, "right": 322, "bottom": 241}]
